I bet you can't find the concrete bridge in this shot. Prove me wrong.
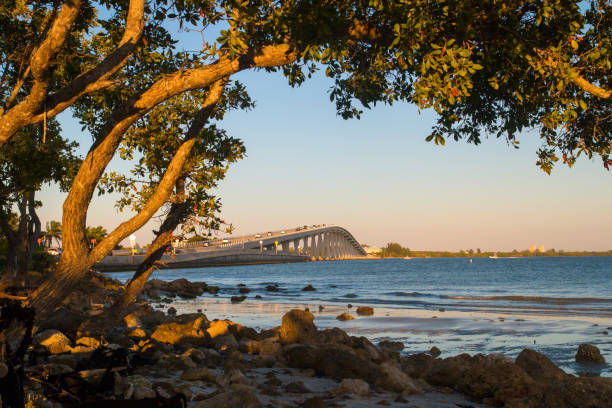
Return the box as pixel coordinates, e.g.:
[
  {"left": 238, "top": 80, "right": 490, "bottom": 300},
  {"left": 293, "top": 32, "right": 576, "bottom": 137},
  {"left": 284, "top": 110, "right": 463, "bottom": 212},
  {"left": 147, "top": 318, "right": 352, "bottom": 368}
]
[{"left": 95, "top": 224, "right": 366, "bottom": 271}]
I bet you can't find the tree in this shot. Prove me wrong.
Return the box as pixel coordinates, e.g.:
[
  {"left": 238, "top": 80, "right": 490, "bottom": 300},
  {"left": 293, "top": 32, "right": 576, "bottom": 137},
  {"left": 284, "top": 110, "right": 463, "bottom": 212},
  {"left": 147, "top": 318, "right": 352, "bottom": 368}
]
[
  {"left": 0, "top": 0, "right": 609, "bottom": 318},
  {"left": 381, "top": 242, "right": 411, "bottom": 258},
  {"left": 85, "top": 226, "right": 108, "bottom": 245},
  {"left": 0, "top": 118, "right": 78, "bottom": 283},
  {"left": 44, "top": 221, "right": 62, "bottom": 248}
]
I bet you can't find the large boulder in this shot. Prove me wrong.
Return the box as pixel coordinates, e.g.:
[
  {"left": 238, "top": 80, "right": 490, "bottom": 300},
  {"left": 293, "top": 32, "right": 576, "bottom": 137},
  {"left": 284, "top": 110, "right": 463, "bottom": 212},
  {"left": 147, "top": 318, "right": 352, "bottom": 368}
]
[
  {"left": 425, "top": 353, "right": 538, "bottom": 406},
  {"left": 575, "top": 344, "right": 605, "bottom": 364},
  {"left": 279, "top": 309, "right": 317, "bottom": 345},
  {"left": 33, "top": 330, "right": 72, "bottom": 354},
  {"left": 150, "top": 314, "right": 209, "bottom": 346},
  {"left": 536, "top": 377, "right": 612, "bottom": 408},
  {"left": 516, "top": 349, "right": 569, "bottom": 383},
  {"left": 401, "top": 353, "right": 436, "bottom": 378}
]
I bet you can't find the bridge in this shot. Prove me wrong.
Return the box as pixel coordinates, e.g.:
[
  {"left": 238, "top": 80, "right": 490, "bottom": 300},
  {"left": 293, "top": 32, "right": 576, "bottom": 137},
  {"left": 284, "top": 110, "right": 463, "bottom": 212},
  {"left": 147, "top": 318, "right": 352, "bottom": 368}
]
[{"left": 95, "top": 224, "right": 367, "bottom": 271}]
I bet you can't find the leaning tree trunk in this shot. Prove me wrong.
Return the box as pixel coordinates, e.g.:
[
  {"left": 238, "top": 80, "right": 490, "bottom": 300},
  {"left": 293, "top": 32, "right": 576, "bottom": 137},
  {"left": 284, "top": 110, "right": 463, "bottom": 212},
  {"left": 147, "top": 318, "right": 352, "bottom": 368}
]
[
  {"left": 112, "top": 199, "right": 190, "bottom": 313},
  {"left": 24, "top": 80, "right": 225, "bottom": 320}
]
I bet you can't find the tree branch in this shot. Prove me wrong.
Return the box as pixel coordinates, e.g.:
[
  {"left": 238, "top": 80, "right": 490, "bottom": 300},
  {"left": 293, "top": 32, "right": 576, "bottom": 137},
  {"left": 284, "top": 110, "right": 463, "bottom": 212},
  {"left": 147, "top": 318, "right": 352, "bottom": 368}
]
[
  {"left": 33, "top": 0, "right": 145, "bottom": 123},
  {"left": 0, "top": 0, "right": 83, "bottom": 147},
  {"left": 572, "top": 75, "right": 611, "bottom": 99},
  {"left": 86, "top": 80, "right": 227, "bottom": 264}
]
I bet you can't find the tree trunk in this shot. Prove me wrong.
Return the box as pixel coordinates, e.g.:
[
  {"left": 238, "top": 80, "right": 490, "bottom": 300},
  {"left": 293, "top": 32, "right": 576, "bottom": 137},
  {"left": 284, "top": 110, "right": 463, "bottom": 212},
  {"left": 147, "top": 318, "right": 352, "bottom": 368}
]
[
  {"left": 112, "top": 200, "right": 190, "bottom": 313},
  {"left": 16, "top": 195, "right": 30, "bottom": 285},
  {"left": 25, "top": 81, "right": 225, "bottom": 320},
  {"left": 26, "top": 192, "right": 42, "bottom": 267},
  {"left": 24, "top": 254, "right": 90, "bottom": 315}
]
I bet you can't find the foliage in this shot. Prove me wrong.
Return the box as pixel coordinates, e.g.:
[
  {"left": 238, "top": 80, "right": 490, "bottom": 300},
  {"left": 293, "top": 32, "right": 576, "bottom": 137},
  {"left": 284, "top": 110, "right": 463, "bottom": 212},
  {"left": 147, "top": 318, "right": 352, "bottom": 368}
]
[
  {"left": 380, "top": 247, "right": 612, "bottom": 258},
  {"left": 44, "top": 221, "right": 62, "bottom": 248},
  {"left": 85, "top": 226, "right": 108, "bottom": 244},
  {"left": 31, "top": 246, "right": 55, "bottom": 272},
  {"left": 380, "top": 242, "right": 412, "bottom": 258}
]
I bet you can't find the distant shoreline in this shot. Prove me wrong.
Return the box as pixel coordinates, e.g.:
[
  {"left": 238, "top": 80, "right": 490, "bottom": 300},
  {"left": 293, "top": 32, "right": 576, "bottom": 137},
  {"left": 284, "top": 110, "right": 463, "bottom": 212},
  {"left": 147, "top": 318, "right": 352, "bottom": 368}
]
[{"left": 374, "top": 252, "right": 612, "bottom": 259}]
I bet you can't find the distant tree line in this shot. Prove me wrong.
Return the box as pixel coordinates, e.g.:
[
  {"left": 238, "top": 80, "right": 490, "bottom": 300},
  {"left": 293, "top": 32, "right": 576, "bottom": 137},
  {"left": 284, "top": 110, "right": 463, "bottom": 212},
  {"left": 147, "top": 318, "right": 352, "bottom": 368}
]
[{"left": 376, "top": 243, "right": 612, "bottom": 258}]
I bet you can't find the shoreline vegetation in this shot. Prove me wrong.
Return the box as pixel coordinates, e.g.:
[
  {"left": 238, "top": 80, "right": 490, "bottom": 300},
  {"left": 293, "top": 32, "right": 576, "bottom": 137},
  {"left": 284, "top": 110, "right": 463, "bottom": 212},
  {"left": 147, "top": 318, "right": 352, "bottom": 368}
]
[
  {"left": 1, "top": 270, "right": 610, "bottom": 407},
  {"left": 369, "top": 243, "right": 612, "bottom": 259}
]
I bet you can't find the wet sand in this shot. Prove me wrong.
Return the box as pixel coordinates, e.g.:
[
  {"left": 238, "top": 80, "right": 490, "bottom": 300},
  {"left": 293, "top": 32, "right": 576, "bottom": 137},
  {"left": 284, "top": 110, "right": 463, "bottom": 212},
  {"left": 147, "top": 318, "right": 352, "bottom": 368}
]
[{"left": 160, "top": 298, "right": 612, "bottom": 377}]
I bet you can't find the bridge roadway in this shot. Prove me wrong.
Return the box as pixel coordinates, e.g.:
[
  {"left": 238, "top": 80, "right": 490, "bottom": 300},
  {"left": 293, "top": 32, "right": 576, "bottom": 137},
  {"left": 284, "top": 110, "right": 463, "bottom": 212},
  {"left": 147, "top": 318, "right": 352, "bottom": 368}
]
[{"left": 95, "top": 224, "right": 367, "bottom": 271}]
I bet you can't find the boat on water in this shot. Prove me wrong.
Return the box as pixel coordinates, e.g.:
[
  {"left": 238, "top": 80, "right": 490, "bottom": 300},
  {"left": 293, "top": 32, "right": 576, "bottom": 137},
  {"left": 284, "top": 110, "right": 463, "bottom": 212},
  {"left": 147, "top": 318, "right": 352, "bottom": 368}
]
[
  {"left": 404, "top": 256, "right": 413, "bottom": 260},
  {"left": 489, "top": 253, "right": 499, "bottom": 259}
]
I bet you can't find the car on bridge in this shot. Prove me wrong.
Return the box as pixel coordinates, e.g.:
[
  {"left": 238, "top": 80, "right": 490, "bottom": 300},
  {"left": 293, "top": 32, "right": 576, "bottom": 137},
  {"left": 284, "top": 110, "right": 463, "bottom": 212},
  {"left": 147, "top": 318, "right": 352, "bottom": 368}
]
[{"left": 255, "top": 234, "right": 262, "bottom": 238}]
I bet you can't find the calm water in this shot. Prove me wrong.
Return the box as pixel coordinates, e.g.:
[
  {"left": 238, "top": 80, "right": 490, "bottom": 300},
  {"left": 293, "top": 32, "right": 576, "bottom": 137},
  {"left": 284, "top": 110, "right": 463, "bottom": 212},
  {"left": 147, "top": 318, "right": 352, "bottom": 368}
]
[{"left": 108, "top": 257, "right": 612, "bottom": 376}]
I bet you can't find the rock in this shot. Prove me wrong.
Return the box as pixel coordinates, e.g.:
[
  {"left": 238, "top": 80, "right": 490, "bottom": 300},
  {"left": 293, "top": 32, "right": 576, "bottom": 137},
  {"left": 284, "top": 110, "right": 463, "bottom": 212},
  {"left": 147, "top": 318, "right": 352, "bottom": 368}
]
[
  {"left": 575, "top": 344, "right": 605, "bottom": 364},
  {"left": 34, "top": 329, "right": 72, "bottom": 354},
  {"left": 255, "top": 295, "right": 262, "bottom": 299},
  {"left": 231, "top": 296, "right": 247, "bottom": 303},
  {"left": 70, "top": 345, "right": 95, "bottom": 354},
  {"left": 213, "top": 333, "right": 239, "bottom": 351},
  {"left": 159, "top": 354, "right": 197, "bottom": 370},
  {"left": 537, "top": 377, "right": 612, "bottom": 408},
  {"left": 207, "top": 320, "right": 230, "bottom": 338},
  {"left": 127, "top": 328, "right": 147, "bottom": 340},
  {"left": 284, "top": 344, "right": 380, "bottom": 385},
  {"left": 167, "top": 306, "right": 177, "bottom": 316},
  {"left": 516, "top": 349, "right": 569, "bottom": 383},
  {"left": 123, "top": 313, "right": 143, "bottom": 329},
  {"left": 266, "top": 285, "right": 279, "bottom": 292},
  {"left": 334, "top": 378, "right": 370, "bottom": 396},
  {"left": 239, "top": 287, "right": 251, "bottom": 294},
  {"left": 318, "top": 328, "right": 352, "bottom": 346},
  {"left": 379, "top": 341, "right": 404, "bottom": 353},
  {"left": 356, "top": 306, "right": 374, "bottom": 316},
  {"left": 336, "top": 313, "right": 354, "bottom": 321},
  {"left": 182, "top": 348, "right": 207, "bottom": 364},
  {"left": 192, "top": 389, "right": 263, "bottom": 408},
  {"left": 259, "top": 339, "right": 282, "bottom": 356},
  {"left": 181, "top": 367, "right": 216, "bottom": 382},
  {"left": 429, "top": 346, "right": 441, "bottom": 357},
  {"left": 284, "top": 381, "right": 311, "bottom": 393},
  {"left": 150, "top": 315, "right": 209, "bottom": 346},
  {"left": 352, "top": 336, "right": 387, "bottom": 363},
  {"left": 301, "top": 285, "right": 316, "bottom": 291},
  {"left": 424, "top": 353, "right": 537, "bottom": 406},
  {"left": 76, "top": 337, "right": 101, "bottom": 349},
  {"left": 378, "top": 361, "right": 422, "bottom": 394},
  {"left": 401, "top": 353, "right": 435, "bottom": 378},
  {"left": 279, "top": 309, "right": 317, "bottom": 345},
  {"left": 125, "top": 375, "right": 156, "bottom": 399},
  {"left": 240, "top": 339, "right": 261, "bottom": 354}
]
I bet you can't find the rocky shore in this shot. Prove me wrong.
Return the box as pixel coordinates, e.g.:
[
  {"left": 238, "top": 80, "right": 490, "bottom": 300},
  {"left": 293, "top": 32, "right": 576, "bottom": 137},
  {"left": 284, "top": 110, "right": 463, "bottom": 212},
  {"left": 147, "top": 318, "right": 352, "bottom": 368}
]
[{"left": 4, "top": 272, "right": 612, "bottom": 407}]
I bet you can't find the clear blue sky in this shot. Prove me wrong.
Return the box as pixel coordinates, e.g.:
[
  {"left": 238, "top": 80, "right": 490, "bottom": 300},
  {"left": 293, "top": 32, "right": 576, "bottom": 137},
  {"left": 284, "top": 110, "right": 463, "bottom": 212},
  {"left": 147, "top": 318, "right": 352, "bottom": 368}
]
[{"left": 36, "top": 25, "right": 612, "bottom": 252}]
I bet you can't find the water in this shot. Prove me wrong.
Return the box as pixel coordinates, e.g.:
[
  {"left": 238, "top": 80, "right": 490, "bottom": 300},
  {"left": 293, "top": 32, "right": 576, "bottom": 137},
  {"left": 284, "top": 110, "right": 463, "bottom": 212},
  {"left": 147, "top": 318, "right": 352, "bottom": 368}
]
[{"left": 108, "top": 256, "right": 612, "bottom": 376}]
